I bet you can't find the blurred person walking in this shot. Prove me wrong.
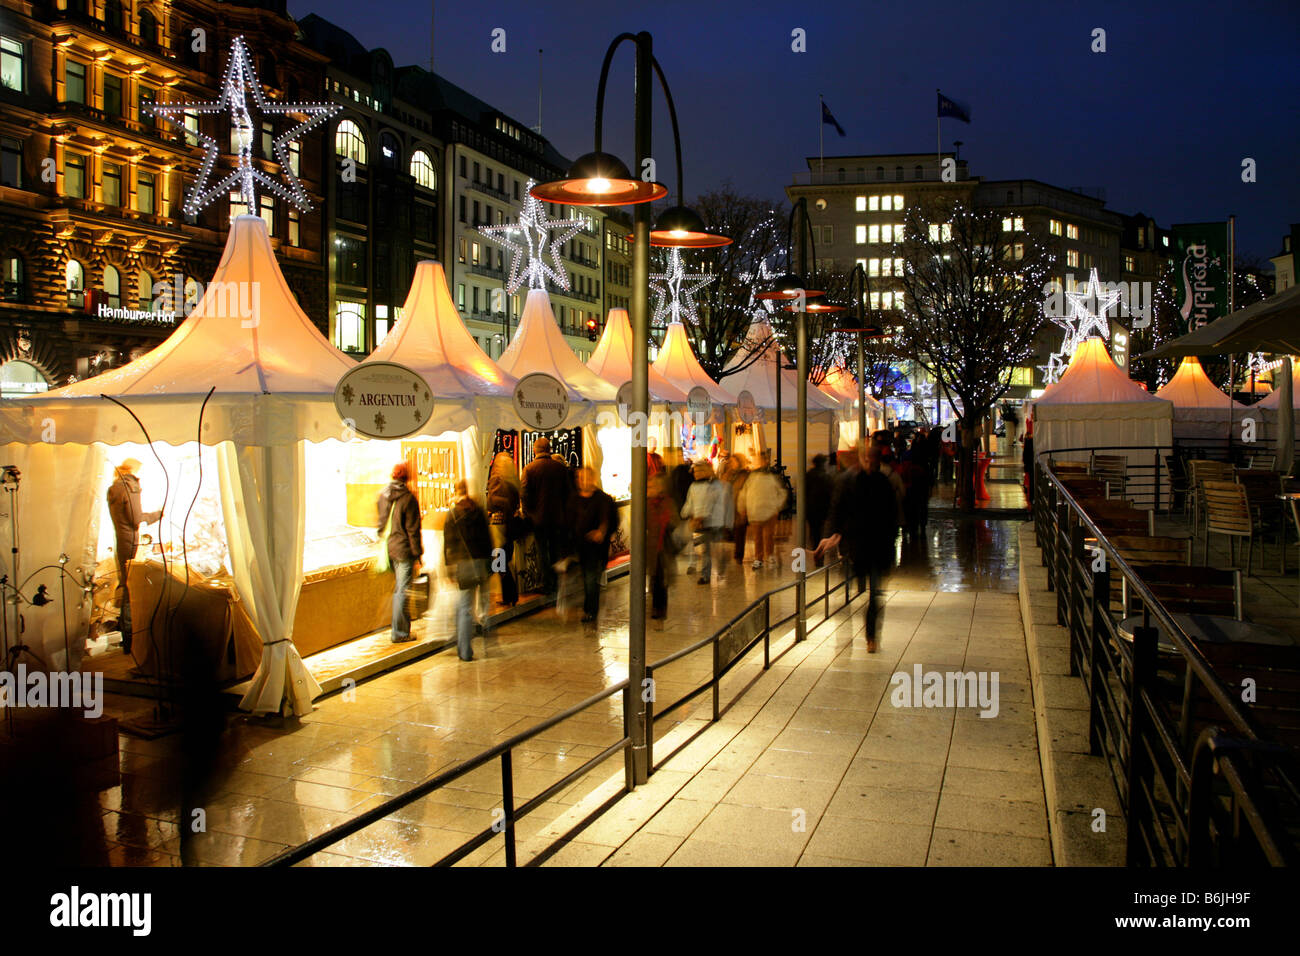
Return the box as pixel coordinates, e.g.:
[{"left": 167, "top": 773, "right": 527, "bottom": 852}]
[
  {"left": 567, "top": 467, "right": 616, "bottom": 623},
  {"left": 521, "top": 436, "right": 572, "bottom": 596},
  {"left": 725, "top": 453, "right": 751, "bottom": 565},
  {"left": 680, "top": 461, "right": 732, "bottom": 584},
  {"left": 485, "top": 451, "right": 521, "bottom": 608},
  {"left": 647, "top": 473, "right": 680, "bottom": 618},
  {"left": 443, "top": 479, "right": 492, "bottom": 660},
  {"left": 742, "top": 452, "right": 787, "bottom": 571},
  {"left": 816, "top": 442, "right": 901, "bottom": 652},
  {"left": 377, "top": 462, "right": 424, "bottom": 644},
  {"left": 805, "top": 454, "right": 833, "bottom": 568}
]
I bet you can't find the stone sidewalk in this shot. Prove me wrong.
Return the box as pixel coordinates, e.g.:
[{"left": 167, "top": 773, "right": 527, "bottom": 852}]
[{"left": 529, "top": 559, "right": 1053, "bottom": 867}]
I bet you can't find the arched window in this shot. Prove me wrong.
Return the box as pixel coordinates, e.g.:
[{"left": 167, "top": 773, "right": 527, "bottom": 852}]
[
  {"left": 0, "top": 360, "right": 49, "bottom": 396},
  {"left": 334, "top": 119, "right": 367, "bottom": 165},
  {"left": 138, "top": 270, "right": 155, "bottom": 311},
  {"left": 1, "top": 256, "right": 24, "bottom": 302},
  {"left": 410, "top": 149, "right": 435, "bottom": 189},
  {"left": 378, "top": 131, "right": 399, "bottom": 169},
  {"left": 104, "top": 0, "right": 124, "bottom": 32},
  {"left": 837, "top": 167, "right": 845, "bottom": 182},
  {"left": 102, "top": 265, "right": 121, "bottom": 307},
  {"left": 876, "top": 166, "right": 884, "bottom": 180},
  {"left": 65, "top": 259, "right": 85, "bottom": 307},
  {"left": 914, "top": 165, "right": 923, "bottom": 179},
  {"left": 139, "top": 9, "right": 159, "bottom": 48},
  {"left": 895, "top": 166, "right": 904, "bottom": 181}
]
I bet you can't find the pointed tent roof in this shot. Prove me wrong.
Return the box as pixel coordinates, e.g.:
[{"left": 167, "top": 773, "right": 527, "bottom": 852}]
[
  {"left": 586, "top": 308, "right": 689, "bottom": 403},
  {"left": 3, "top": 215, "right": 354, "bottom": 444},
  {"left": 496, "top": 288, "right": 617, "bottom": 402},
  {"left": 652, "top": 321, "right": 735, "bottom": 405},
  {"left": 720, "top": 317, "right": 841, "bottom": 412},
  {"left": 1155, "top": 356, "right": 1246, "bottom": 410},
  {"left": 1259, "top": 358, "right": 1300, "bottom": 409},
  {"left": 1034, "top": 337, "right": 1172, "bottom": 420},
  {"left": 365, "top": 261, "right": 516, "bottom": 398},
  {"left": 816, "top": 363, "right": 884, "bottom": 412}
]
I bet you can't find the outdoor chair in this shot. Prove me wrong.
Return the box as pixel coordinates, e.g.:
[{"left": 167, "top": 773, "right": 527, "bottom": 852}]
[
  {"left": 1246, "top": 454, "right": 1277, "bottom": 470},
  {"left": 1077, "top": 498, "right": 1155, "bottom": 537},
  {"left": 1173, "top": 642, "right": 1300, "bottom": 750},
  {"left": 1134, "top": 564, "right": 1243, "bottom": 620},
  {"left": 1188, "top": 459, "right": 1235, "bottom": 543},
  {"left": 1203, "top": 479, "right": 1255, "bottom": 573},
  {"left": 1090, "top": 453, "right": 1129, "bottom": 500},
  {"left": 1236, "top": 470, "right": 1287, "bottom": 569},
  {"left": 1060, "top": 476, "right": 1108, "bottom": 501},
  {"left": 1165, "top": 455, "right": 1190, "bottom": 516},
  {"left": 1108, "top": 534, "right": 1193, "bottom": 615}
]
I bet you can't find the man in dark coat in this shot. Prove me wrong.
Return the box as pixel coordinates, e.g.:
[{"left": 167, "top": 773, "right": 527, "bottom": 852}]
[
  {"left": 816, "top": 442, "right": 900, "bottom": 652},
  {"left": 443, "top": 479, "right": 492, "bottom": 660},
  {"left": 566, "top": 467, "right": 616, "bottom": 623},
  {"left": 377, "top": 462, "right": 424, "bottom": 643},
  {"left": 521, "top": 436, "right": 572, "bottom": 595},
  {"left": 805, "top": 454, "right": 833, "bottom": 567},
  {"left": 106, "top": 458, "right": 162, "bottom": 655}
]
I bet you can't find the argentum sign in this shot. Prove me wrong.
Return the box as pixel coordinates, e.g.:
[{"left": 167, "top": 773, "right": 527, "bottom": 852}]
[
  {"left": 334, "top": 362, "right": 434, "bottom": 439},
  {"left": 514, "top": 372, "right": 569, "bottom": 430}
]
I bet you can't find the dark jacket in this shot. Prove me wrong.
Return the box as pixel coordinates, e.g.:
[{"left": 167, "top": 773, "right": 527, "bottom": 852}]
[
  {"left": 670, "top": 463, "right": 694, "bottom": 511},
  {"left": 805, "top": 464, "right": 833, "bottom": 537},
  {"left": 521, "top": 455, "right": 572, "bottom": 529},
  {"left": 828, "top": 467, "right": 899, "bottom": 574},
  {"left": 443, "top": 498, "right": 492, "bottom": 587},
  {"left": 377, "top": 480, "right": 423, "bottom": 562},
  {"left": 107, "top": 473, "right": 161, "bottom": 553},
  {"left": 486, "top": 473, "right": 520, "bottom": 518},
  {"left": 567, "top": 488, "right": 616, "bottom": 557}
]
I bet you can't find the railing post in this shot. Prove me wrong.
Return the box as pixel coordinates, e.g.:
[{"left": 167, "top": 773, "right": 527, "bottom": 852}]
[
  {"left": 1126, "top": 623, "right": 1158, "bottom": 865},
  {"left": 639, "top": 677, "right": 652, "bottom": 780},
  {"left": 1088, "top": 564, "right": 1110, "bottom": 755},
  {"left": 711, "top": 630, "right": 720, "bottom": 721},
  {"left": 500, "top": 750, "right": 517, "bottom": 868}
]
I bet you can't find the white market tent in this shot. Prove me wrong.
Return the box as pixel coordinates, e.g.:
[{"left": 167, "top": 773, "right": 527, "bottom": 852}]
[
  {"left": 652, "top": 320, "right": 736, "bottom": 408},
  {"left": 816, "top": 363, "right": 885, "bottom": 449},
  {"left": 1032, "top": 337, "right": 1173, "bottom": 505},
  {"left": 587, "top": 308, "right": 689, "bottom": 403},
  {"left": 721, "top": 317, "right": 844, "bottom": 465},
  {"left": 0, "top": 216, "right": 355, "bottom": 715},
  {"left": 1155, "top": 356, "right": 1247, "bottom": 442},
  {"left": 497, "top": 288, "right": 618, "bottom": 404}
]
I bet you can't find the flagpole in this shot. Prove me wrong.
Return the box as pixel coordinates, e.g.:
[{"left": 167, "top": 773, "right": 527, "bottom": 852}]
[
  {"left": 819, "top": 94, "right": 824, "bottom": 184},
  {"left": 936, "top": 88, "right": 941, "bottom": 167}
]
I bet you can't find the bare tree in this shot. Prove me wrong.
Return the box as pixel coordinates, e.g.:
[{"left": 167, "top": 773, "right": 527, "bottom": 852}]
[{"left": 892, "top": 198, "right": 1055, "bottom": 510}]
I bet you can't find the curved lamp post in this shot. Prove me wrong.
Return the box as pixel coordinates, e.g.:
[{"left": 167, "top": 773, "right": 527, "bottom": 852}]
[{"left": 532, "top": 31, "right": 729, "bottom": 785}]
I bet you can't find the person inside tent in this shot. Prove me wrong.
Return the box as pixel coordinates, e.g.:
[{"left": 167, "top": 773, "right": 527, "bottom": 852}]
[{"left": 106, "top": 458, "right": 163, "bottom": 656}]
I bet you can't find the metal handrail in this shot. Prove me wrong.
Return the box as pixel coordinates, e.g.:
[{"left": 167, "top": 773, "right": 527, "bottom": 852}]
[
  {"left": 645, "top": 557, "right": 850, "bottom": 772},
  {"left": 262, "top": 680, "right": 633, "bottom": 868}
]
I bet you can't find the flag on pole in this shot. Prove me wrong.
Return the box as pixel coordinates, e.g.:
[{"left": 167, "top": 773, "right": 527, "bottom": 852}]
[
  {"left": 821, "top": 100, "right": 846, "bottom": 137},
  {"left": 937, "top": 91, "right": 971, "bottom": 123}
]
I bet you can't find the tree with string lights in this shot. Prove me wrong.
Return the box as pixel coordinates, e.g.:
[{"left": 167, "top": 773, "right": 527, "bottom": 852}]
[{"left": 891, "top": 198, "right": 1055, "bottom": 510}]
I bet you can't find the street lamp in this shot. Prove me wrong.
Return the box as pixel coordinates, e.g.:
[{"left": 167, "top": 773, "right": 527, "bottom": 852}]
[{"left": 532, "top": 31, "right": 729, "bottom": 786}]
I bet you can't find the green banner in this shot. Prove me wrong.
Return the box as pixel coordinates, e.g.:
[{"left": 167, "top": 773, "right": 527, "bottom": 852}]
[{"left": 1171, "top": 222, "right": 1228, "bottom": 333}]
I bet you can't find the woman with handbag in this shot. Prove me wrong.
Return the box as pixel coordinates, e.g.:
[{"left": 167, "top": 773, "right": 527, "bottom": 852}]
[
  {"left": 376, "top": 463, "right": 424, "bottom": 643},
  {"left": 443, "top": 479, "right": 492, "bottom": 661},
  {"left": 486, "top": 451, "right": 521, "bottom": 608},
  {"left": 646, "top": 473, "right": 679, "bottom": 619}
]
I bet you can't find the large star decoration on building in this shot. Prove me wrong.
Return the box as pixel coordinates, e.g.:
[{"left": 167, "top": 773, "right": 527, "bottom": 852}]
[
  {"left": 479, "top": 180, "right": 586, "bottom": 293},
  {"left": 650, "top": 247, "right": 715, "bottom": 326},
  {"left": 149, "top": 36, "right": 339, "bottom": 218},
  {"left": 1066, "top": 268, "right": 1121, "bottom": 342}
]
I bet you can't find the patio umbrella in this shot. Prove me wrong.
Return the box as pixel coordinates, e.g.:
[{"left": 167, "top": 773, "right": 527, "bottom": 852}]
[{"left": 1136, "top": 283, "right": 1300, "bottom": 359}]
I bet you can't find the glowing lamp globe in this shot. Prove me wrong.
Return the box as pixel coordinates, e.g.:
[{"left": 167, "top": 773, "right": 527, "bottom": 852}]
[{"left": 531, "top": 151, "right": 666, "bottom": 206}]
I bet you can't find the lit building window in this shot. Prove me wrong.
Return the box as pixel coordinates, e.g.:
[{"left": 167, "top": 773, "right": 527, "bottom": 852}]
[
  {"left": 855, "top": 225, "right": 867, "bottom": 244},
  {"left": 1066, "top": 223, "right": 1079, "bottom": 239},
  {"left": 868, "top": 258, "right": 880, "bottom": 276},
  {"left": 259, "top": 194, "right": 274, "bottom": 233},
  {"left": 100, "top": 162, "right": 120, "bottom": 206},
  {"left": 136, "top": 170, "right": 155, "bottom": 214},
  {"left": 229, "top": 190, "right": 248, "bottom": 220},
  {"left": 334, "top": 119, "right": 367, "bottom": 164},
  {"left": 64, "top": 152, "right": 86, "bottom": 198},
  {"left": 288, "top": 209, "right": 300, "bottom": 247},
  {"left": 66, "top": 259, "right": 85, "bottom": 307},
  {"left": 102, "top": 265, "right": 121, "bottom": 307},
  {"left": 868, "top": 224, "right": 879, "bottom": 243},
  {"left": 334, "top": 301, "right": 365, "bottom": 352},
  {"left": 868, "top": 195, "right": 880, "bottom": 211},
  {"left": 410, "top": 149, "right": 435, "bottom": 189},
  {"left": 929, "top": 223, "right": 952, "bottom": 242},
  {"left": 1123, "top": 254, "right": 1135, "bottom": 272},
  {"left": 64, "top": 59, "right": 85, "bottom": 104},
  {"left": 1066, "top": 249, "right": 1079, "bottom": 267},
  {"left": 1, "top": 36, "right": 24, "bottom": 93},
  {"left": 855, "top": 196, "right": 866, "bottom": 212},
  {"left": 1049, "top": 219, "right": 1062, "bottom": 236},
  {"left": 138, "top": 271, "right": 155, "bottom": 311}
]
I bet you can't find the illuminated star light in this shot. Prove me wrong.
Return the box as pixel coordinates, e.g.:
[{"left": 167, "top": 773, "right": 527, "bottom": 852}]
[
  {"left": 650, "top": 247, "right": 715, "bottom": 326},
  {"left": 1039, "top": 351, "right": 1069, "bottom": 385},
  {"left": 149, "top": 35, "right": 340, "bottom": 217},
  {"left": 1066, "top": 267, "right": 1121, "bottom": 343},
  {"left": 479, "top": 179, "right": 586, "bottom": 292}
]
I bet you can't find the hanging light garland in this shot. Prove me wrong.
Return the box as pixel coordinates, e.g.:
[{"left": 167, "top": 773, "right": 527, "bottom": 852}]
[
  {"left": 650, "top": 247, "right": 715, "bottom": 326},
  {"left": 478, "top": 178, "right": 586, "bottom": 293}
]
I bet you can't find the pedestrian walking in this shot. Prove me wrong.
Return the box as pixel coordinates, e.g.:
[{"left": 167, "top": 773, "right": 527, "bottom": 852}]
[
  {"left": 376, "top": 462, "right": 424, "bottom": 644},
  {"left": 805, "top": 454, "right": 833, "bottom": 567},
  {"left": 443, "top": 479, "right": 492, "bottom": 661},
  {"left": 106, "top": 458, "right": 163, "bottom": 655},
  {"left": 741, "top": 452, "right": 787, "bottom": 570},
  {"left": 646, "top": 473, "right": 679, "bottom": 618},
  {"left": 521, "top": 436, "right": 572, "bottom": 595},
  {"left": 724, "top": 453, "right": 751, "bottom": 565},
  {"left": 566, "top": 467, "right": 616, "bottom": 623},
  {"left": 485, "top": 451, "right": 521, "bottom": 608},
  {"left": 816, "top": 442, "right": 901, "bottom": 652},
  {"left": 680, "top": 461, "right": 733, "bottom": 584}
]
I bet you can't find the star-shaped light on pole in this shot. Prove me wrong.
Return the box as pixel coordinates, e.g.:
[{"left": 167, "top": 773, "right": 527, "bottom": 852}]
[
  {"left": 479, "top": 179, "right": 586, "bottom": 293},
  {"left": 1038, "top": 350, "right": 1070, "bottom": 385},
  {"left": 650, "top": 247, "right": 715, "bottom": 326},
  {"left": 149, "top": 35, "right": 340, "bottom": 218},
  {"left": 1066, "top": 268, "right": 1121, "bottom": 342}
]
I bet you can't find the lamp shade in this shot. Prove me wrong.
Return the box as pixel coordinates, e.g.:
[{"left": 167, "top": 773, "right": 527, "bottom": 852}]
[
  {"left": 755, "top": 272, "right": 824, "bottom": 301},
  {"left": 531, "top": 151, "right": 666, "bottom": 206},
  {"left": 648, "top": 205, "right": 732, "bottom": 248}
]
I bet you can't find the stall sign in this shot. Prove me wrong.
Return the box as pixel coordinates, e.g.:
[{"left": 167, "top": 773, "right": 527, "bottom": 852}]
[
  {"left": 513, "top": 373, "right": 569, "bottom": 430},
  {"left": 687, "top": 386, "right": 712, "bottom": 424},
  {"left": 736, "top": 390, "right": 758, "bottom": 424},
  {"left": 334, "top": 362, "right": 434, "bottom": 439}
]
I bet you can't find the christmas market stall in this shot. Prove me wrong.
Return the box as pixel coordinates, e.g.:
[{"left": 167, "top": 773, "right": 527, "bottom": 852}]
[{"left": 1154, "top": 355, "right": 1247, "bottom": 444}]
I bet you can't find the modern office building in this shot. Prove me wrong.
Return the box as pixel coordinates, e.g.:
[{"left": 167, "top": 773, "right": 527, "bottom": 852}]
[{"left": 0, "top": 0, "right": 332, "bottom": 393}]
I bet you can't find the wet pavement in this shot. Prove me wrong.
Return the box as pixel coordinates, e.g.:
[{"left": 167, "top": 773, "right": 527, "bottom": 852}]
[{"left": 65, "top": 510, "right": 1029, "bottom": 866}]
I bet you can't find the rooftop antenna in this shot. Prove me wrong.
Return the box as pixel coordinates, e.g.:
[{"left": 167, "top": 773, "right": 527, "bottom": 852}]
[
  {"left": 534, "top": 48, "right": 543, "bottom": 133},
  {"left": 953, "top": 139, "right": 963, "bottom": 162}
]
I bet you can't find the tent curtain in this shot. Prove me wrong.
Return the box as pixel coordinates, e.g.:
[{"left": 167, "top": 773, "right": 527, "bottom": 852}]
[
  {"left": 1279, "top": 357, "right": 1295, "bottom": 475},
  {"left": 217, "top": 439, "right": 318, "bottom": 716}
]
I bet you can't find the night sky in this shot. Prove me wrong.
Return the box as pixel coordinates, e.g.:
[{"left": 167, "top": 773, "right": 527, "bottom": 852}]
[{"left": 289, "top": 0, "right": 1300, "bottom": 261}]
